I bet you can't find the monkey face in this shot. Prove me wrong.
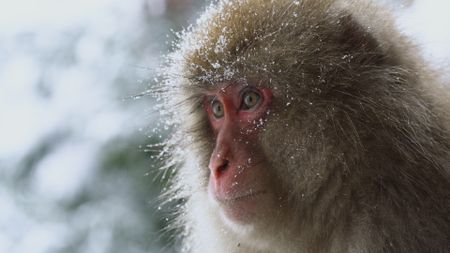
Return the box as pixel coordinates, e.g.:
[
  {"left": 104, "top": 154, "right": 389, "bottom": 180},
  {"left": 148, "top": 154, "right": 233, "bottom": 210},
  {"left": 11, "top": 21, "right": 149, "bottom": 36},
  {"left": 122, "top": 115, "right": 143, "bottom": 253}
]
[{"left": 202, "top": 82, "right": 283, "bottom": 224}]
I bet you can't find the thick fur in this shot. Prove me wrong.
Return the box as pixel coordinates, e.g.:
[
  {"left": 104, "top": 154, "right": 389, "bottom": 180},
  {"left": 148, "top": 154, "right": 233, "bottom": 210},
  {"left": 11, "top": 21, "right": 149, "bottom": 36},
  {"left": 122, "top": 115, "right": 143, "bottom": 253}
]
[{"left": 159, "top": 0, "right": 450, "bottom": 252}]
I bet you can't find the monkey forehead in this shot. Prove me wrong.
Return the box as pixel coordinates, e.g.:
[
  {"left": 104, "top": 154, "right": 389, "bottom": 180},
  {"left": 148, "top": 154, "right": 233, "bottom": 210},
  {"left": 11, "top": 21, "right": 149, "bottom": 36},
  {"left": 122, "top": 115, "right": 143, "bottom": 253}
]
[
  {"left": 203, "top": 82, "right": 236, "bottom": 95},
  {"left": 174, "top": 0, "right": 326, "bottom": 83},
  {"left": 202, "top": 78, "right": 265, "bottom": 92},
  {"left": 167, "top": 0, "right": 404, "bottom": 91}
]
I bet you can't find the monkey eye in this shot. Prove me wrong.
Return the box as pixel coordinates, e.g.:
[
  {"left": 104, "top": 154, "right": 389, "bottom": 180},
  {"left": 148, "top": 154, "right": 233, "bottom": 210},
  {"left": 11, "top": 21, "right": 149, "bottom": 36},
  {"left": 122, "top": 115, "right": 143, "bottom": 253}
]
[
  {"left": 241, "top": 89, "right": 261, "bottom": 110},
  {"left": 211, "top": 99, "right": 224, "bottom": 118}
]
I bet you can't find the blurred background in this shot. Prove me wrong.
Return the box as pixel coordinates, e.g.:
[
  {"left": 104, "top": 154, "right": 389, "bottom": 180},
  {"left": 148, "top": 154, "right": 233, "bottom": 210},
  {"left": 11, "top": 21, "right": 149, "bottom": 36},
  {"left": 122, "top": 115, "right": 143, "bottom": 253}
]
[{"left": 0, "top": 0, "right": 448, "bottom": 253}]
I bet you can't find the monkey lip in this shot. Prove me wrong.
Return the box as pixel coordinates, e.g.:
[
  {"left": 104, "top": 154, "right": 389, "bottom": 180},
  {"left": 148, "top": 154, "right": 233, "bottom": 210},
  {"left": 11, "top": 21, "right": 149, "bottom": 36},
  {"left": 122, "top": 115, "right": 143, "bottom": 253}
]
[{"left": 216, "top": 190, "right": 267, "bottom": 203}]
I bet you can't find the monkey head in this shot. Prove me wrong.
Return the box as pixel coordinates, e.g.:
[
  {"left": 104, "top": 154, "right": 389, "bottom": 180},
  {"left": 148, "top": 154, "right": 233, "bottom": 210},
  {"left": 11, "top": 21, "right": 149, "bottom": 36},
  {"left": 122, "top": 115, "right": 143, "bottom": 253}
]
[{"left": 159, "top": 0, "right": 449, "bottom": 248}]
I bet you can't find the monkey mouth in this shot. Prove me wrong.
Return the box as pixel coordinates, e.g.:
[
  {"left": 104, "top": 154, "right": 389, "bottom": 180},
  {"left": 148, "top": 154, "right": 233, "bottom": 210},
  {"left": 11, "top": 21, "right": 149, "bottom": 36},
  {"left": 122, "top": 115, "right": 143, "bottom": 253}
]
[
  {"left": 218, "top": 190, "right": 267, "bottom": 203},
  {"left": 215, "top": 190, "right": 269, "bottom": 223}
]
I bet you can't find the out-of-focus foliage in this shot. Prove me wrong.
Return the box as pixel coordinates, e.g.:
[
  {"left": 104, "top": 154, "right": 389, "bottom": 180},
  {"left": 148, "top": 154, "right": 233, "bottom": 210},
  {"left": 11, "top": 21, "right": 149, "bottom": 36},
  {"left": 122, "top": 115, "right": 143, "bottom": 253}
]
[{"left": 0, "top": 0, "right": 205, "bottom": 252}]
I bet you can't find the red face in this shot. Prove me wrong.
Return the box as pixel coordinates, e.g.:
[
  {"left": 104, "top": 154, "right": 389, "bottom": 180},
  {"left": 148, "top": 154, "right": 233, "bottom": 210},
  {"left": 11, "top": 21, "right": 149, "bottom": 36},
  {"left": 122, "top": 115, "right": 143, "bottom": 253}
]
[{"left": 204, "top": 83, "right": 275, "bottom": 223}]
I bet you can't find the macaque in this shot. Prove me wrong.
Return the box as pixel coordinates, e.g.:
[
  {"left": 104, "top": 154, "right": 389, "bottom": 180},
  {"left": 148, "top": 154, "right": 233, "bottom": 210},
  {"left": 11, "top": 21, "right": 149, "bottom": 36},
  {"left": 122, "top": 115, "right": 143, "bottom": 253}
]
[{"left": 158, "top": 0, "right": 450, "bottom": 252}]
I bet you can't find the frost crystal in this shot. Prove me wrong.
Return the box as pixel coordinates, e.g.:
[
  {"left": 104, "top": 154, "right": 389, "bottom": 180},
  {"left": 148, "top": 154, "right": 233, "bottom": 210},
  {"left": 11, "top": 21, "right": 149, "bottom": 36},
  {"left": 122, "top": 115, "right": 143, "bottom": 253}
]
[{"left": 214, "top": 35, "right": 228, "bottom": 54}]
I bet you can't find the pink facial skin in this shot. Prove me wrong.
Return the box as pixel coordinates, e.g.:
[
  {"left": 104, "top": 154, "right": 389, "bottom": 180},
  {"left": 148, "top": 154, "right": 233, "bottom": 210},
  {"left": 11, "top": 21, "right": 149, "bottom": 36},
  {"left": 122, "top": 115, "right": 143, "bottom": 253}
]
[{"left": 205, "top": 83, "right": 273, "bottom": 223}]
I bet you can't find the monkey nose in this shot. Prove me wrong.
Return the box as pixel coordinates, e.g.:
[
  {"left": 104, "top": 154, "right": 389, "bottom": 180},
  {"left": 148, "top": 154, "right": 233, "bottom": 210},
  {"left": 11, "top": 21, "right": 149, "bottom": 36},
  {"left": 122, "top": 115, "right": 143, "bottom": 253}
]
[{"left": 209, "top": 154, "right": 230, "bottom": 178}]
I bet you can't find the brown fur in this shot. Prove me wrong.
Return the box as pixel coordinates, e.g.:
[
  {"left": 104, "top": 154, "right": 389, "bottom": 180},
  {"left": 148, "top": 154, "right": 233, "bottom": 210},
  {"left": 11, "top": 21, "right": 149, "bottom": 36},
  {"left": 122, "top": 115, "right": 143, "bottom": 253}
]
[{"left": 159, "top": 0, "right": 450, "bottom": 252}]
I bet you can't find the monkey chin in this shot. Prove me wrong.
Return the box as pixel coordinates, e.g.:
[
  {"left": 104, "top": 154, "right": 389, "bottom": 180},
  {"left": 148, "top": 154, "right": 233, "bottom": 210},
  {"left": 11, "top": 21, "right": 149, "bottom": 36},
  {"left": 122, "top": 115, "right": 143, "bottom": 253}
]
[
  {"left": 208, "top": 184, "right": 275, "bottom": 230},
  {"left": 221, "top": 191, "right": 267, "bottom": 223}
]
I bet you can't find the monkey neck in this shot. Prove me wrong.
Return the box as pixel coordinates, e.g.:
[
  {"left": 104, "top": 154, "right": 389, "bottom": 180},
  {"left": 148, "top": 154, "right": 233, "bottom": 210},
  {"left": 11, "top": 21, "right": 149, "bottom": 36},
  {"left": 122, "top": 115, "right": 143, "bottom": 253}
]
[{"left": 293, "top": 139, "right": 450, "bottom": 252}]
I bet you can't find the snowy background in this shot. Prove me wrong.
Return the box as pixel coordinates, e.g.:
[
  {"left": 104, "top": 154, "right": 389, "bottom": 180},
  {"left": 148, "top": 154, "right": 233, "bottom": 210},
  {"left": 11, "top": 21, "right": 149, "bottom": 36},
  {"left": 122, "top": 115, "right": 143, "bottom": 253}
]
[{"left": 0, "top": 0, "right": 448, "bottom": 253}]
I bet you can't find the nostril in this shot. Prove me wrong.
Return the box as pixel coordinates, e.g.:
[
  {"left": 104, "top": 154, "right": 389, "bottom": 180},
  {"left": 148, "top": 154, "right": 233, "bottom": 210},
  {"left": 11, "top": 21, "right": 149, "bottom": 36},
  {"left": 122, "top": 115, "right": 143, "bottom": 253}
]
[
  {"left": 217, "top": 160, "right": 229, "bottom": 174},
  {"left": 209, "top": 153, "right": 230, "bottom": 178}
]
